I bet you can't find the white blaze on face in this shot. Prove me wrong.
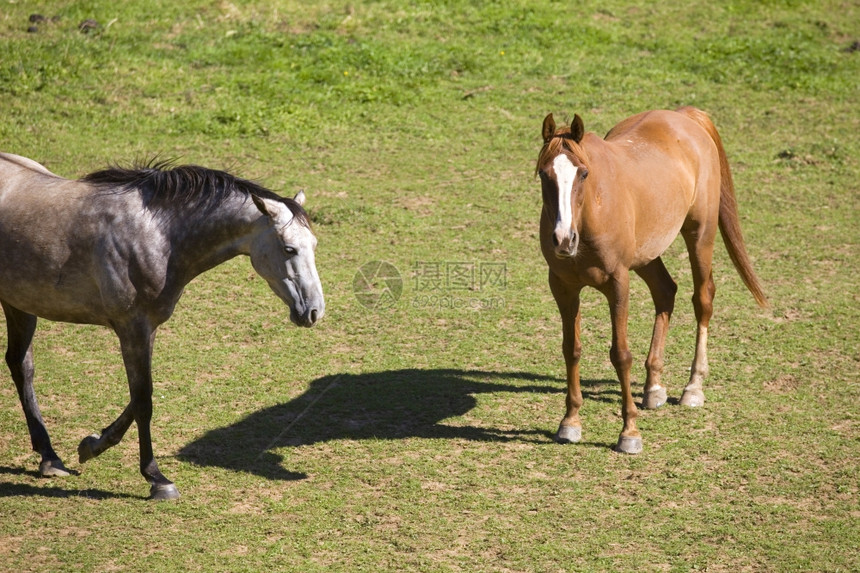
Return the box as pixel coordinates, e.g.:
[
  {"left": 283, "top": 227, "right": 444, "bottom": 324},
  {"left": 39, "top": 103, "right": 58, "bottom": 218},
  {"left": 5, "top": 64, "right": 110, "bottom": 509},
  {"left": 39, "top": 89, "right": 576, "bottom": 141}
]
[{"left": 552, "top": 154, "right": 578, "bottom": 239}]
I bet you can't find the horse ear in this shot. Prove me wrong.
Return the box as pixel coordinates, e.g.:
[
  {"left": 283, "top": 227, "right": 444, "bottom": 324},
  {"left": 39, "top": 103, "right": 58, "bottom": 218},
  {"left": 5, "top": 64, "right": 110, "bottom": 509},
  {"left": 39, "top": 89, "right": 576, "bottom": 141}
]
[
  {"left": 542, "top": 113, "right": 556, "bottom": 143},
  {"left": 251, "top": 195, "right": 289, "bottom": 221},
  {"left": 294, "top": 190, "right": 306, "bottom": 206},
  {"left": 251, "top": 194, "right": 271, "bottom": 217},
  {"left": 571, "top": 114, "right": 585, "bottom": 143}
]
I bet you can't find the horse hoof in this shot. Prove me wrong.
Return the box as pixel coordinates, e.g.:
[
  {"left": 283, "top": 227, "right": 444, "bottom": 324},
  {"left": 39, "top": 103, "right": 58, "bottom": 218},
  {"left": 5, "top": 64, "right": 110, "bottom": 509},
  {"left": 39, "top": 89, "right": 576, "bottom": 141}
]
[
  {"left": 78, "top": 434, "right": 100, "bottom": 463},
  {"left": 555, "top": 425, "right": 582, "bottom": 444},
  {"left": 680, "top": 389, "right": 705, "bottom": 407},
  {"left": 150, "top": 483, "right": 180, "bottom": 501},
  {"left": 642, "top": 386, "right": 667, "bottom": 409},
  {"left": 39, "top": 459, "right": 71, "bottom": 477},
  {"left": 614, "top": 435, "right": 643, "bottom": 454}
]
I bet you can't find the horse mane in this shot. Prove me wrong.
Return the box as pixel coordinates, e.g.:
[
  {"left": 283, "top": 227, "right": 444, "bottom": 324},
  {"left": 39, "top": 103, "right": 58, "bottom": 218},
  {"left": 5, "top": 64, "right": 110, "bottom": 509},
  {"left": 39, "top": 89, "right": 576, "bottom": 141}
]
[
  {"left": 82, "top": 160, "right": 310, "bottom": 226},
  {"left": 535, "top": 129, "right": 590, "bottom": 176}
]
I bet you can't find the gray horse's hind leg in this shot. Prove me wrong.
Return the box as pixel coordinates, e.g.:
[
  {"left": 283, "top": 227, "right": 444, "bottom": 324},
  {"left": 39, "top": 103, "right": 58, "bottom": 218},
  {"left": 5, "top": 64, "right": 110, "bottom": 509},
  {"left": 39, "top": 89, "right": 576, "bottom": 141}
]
[{"left": 2, "top": 303, "right": 70, "bottom": 477}]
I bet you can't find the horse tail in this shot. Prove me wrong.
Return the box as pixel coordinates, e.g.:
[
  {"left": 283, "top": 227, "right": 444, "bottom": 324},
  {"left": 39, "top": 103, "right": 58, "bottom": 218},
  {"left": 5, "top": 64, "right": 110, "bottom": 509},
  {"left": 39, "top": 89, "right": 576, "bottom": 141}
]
[{"left": 678, "top": 106, "right": 769, "bottom": 308}]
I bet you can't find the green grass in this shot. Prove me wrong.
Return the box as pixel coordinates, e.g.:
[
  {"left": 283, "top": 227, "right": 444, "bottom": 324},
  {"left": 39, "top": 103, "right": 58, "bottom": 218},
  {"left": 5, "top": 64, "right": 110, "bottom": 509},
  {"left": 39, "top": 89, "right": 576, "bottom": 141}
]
[{"left": 1, "top": 1, "right": 858, "bottom": 571}]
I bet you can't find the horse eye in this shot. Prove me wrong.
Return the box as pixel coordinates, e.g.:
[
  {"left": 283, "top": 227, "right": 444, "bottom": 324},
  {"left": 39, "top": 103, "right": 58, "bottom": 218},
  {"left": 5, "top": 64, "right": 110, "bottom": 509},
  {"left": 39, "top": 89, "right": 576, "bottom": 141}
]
[
  {"left": 580, "top": 169, "right": 589, "bottom": 181},
  {"left": 283, "top": 246, "right": 297, "bottom": 256}
]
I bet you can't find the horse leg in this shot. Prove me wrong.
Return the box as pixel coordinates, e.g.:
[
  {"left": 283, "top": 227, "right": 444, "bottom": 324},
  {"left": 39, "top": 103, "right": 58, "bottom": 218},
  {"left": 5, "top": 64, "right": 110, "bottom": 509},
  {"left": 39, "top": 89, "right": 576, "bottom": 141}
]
[
  {"left": 114, "top": 323, "right": 179, "bottom": 500},
  {"left": 604, "top": 271, "right": 642, "bottom": 454},
  {"left": 77, "top": 403, "right": 135, "bottom": 463},
  {"left": 634, "top": 258, "right": 677, "bottom": 409},
  {"left": 2, "top": 303, "right": 70, "bottom": 477},
  {"left": 680, "top": 233, "right": 716, "bottom": 407},
  {"left": 548, "top": 272, "right": 583, "bottom": 444}
]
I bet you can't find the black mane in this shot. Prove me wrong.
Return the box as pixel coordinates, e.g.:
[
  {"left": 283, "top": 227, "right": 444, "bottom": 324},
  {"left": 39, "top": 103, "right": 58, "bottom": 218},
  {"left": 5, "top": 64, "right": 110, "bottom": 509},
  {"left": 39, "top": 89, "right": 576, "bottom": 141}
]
[{"left": 82, "top": 160, "right": 309, "bottom": 225}]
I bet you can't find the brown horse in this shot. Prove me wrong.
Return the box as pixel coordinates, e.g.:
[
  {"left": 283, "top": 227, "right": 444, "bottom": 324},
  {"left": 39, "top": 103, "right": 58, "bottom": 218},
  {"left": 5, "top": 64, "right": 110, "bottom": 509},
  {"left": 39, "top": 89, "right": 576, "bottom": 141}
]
[{"left": 536, "top": 107, "right": 767, "bottom": 454}]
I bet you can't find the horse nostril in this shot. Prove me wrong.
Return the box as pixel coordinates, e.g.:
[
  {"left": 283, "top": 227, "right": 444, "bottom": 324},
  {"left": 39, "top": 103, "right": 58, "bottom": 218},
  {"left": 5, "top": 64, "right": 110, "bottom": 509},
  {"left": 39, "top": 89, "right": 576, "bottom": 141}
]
[
  {"left": 309, "top": 308, "right": 318, "bottom": 324},
  {"left": 551, "top": 233, "right": 560, "bottom": 247},
  {"left": 571, "top": 232, "right": 577, "bottom": 244}
]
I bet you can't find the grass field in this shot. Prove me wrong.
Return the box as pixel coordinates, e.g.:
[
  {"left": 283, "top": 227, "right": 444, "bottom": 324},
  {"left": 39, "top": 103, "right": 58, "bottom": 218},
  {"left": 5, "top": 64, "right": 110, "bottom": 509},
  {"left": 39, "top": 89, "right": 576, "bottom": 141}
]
[{"left": 1, "top": 1, "right": 858, "bottom": 571}]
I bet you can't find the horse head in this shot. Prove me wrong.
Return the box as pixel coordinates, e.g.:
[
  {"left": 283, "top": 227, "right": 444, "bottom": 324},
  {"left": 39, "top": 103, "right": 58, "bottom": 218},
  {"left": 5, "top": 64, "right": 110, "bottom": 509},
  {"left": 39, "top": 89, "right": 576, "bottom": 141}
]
[
  {"left": 250, "top": 191, "right": 325, "bottom": 327},
  {"left": 537, "top": 113, "right": 590, "bottom": 259}
]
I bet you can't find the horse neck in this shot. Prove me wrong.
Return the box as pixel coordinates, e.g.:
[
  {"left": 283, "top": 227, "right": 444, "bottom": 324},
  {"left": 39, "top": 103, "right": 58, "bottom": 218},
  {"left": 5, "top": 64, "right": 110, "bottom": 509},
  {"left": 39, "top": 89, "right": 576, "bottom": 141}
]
[
  {"left": 577, "top": 141, "right": 611, "bottom": 234},
  {"left": 165, "top": 195, "right": 260, "bottom": 282}
]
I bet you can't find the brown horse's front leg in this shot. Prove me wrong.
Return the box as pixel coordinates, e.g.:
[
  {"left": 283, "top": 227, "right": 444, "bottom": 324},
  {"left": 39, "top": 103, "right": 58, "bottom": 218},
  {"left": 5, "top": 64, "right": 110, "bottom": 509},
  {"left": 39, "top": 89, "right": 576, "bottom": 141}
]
[
  {"left": 549, "top": 272, "right": 583, "bottom": 444},
  {"left": 605, "top": 273, "right": 642, "bottom": 454}
]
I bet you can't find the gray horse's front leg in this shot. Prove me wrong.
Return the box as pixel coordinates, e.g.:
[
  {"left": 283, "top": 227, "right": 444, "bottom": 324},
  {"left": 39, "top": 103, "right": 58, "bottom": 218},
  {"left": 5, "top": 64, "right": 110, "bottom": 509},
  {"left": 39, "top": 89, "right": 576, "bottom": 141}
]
[
  {"left": 78, "top": 403, "right": 135, "bottom": 462},
  {"left": 116, "top": 324, "right": 180, "bottom": 501}
]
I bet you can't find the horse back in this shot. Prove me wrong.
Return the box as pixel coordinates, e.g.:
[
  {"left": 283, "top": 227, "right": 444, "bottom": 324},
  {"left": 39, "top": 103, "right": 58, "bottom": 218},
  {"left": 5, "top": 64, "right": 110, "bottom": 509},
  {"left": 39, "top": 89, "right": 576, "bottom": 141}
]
[
  {"left": 0, "top": 156, "right": 168, "bottom": 325},
  {"left": 604, "top": 109, "right": 718, "bottom": 162},
  {"left": 598, "top": 109, "right": 721, "bottom": 207},
  {"left": 0, "top": 152, "right": 59, "bottom": 178},
  {"left": 586, "top": 109, "right": 722, "bottom": 266}
]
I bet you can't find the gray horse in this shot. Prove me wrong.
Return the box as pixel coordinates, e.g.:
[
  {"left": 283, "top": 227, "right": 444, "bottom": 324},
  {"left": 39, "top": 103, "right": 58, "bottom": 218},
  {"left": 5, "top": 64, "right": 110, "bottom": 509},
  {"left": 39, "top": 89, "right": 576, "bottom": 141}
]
[{"left": 0, "top": 153, "right": 325, "bottom": 499}]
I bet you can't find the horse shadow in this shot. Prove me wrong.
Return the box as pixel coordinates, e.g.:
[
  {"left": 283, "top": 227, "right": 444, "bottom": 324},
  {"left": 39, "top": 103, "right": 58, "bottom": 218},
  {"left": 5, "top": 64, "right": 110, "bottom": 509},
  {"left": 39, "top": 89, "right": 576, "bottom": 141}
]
[
  {"left": 0, "top": 466, "right": 137, "bottom": 499},
  {"left": 177, "top": 368, "right": 619, "bottom": 481}
]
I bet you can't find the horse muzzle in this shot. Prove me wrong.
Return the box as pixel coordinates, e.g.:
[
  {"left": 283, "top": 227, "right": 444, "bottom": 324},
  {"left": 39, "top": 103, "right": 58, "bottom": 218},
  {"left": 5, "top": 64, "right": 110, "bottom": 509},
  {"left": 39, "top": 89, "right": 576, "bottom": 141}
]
[
  {"left": 552, "top": 229, "right": 579, "bottom": 259},
  {"left": 292, "top": 300, "right": 324, "bottom": 327}
]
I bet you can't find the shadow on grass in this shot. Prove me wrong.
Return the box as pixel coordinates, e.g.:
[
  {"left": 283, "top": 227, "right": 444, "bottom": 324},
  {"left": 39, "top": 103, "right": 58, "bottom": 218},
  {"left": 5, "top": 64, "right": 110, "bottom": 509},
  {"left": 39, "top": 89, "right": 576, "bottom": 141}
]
[
  {"left": 0, "top": 466, "right": 139, "bottom": 499},
  {"left": 178, "top": 368, "right": 618, "bottom": 480}
]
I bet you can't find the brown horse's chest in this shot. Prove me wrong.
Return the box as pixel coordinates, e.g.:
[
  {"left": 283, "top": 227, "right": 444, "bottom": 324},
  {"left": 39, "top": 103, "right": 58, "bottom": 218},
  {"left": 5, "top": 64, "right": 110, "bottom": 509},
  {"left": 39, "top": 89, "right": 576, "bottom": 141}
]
[{"left": 543, "top": 252, "right": 614, "bottom": 290}]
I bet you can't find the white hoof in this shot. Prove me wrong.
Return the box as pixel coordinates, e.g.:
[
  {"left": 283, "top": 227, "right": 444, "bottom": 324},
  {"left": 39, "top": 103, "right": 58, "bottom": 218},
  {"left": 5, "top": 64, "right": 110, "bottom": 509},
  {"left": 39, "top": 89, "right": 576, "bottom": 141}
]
[
  {"left": 555, "top": 425, "right": 582, "bottom": 444},
  {"left": 39, "top": 459, "right": 71, "bottom": 477},
  {"left": 614, "top": 435, "right": 643, "bottom": 454},
  {"left": 680, "top": 389, "right": 705, "bottom": 407},
  {"left": 642, "top": 386, "right": 667, "bottom": 409}
]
